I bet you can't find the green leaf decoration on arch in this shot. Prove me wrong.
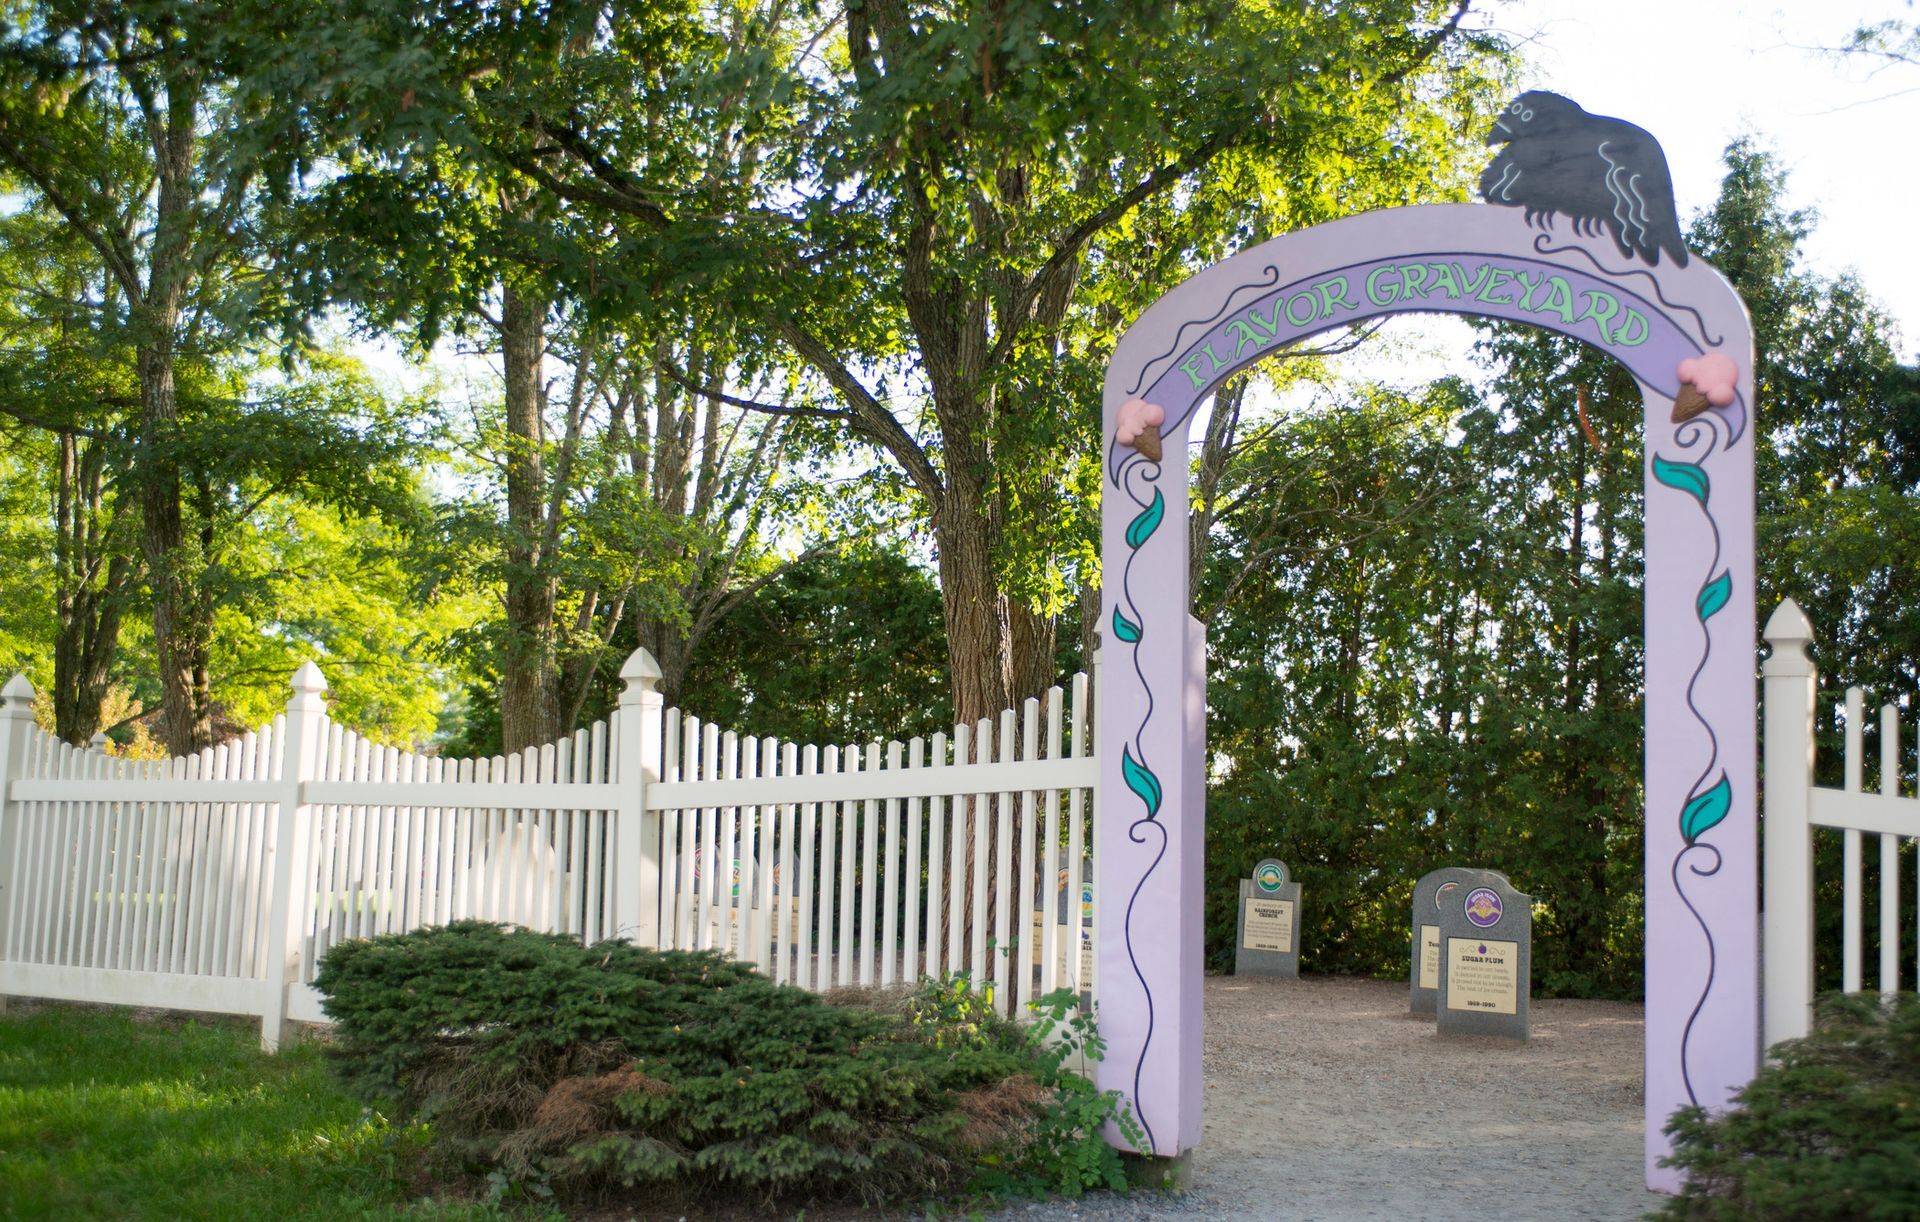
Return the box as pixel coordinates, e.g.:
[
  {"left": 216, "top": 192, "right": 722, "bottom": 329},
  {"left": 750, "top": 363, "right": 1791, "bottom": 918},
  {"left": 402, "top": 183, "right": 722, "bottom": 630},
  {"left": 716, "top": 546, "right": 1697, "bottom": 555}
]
[
  {"left": 1681, "top": 773, "right": 1732, "bottom": 844},
  {"left": 1112, "top": 607, "right": 1142, "bottom": 644},
  {"left": 1697, "top": 571, "right": 1733, "bottom": 622},
  {"left": 1122, "top": 745, "right": 1162, "bottom": 818},
  {"left": 1652, "top": 454, "right": 1710, "bottom": 505},
  {"left": 1126, "top": 490, "right": 1165, "bottom": 550}
]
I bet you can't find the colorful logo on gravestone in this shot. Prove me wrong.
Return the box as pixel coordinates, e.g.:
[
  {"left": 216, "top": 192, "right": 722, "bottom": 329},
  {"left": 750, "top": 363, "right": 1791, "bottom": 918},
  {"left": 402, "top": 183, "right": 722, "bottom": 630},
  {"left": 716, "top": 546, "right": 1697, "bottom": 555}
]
[
  {"left": 1464, "top": 888, "right": 1503, "bottom": 928},
  {"left": 1254, "top": 862, "right": 1286, "bottom": 893}
]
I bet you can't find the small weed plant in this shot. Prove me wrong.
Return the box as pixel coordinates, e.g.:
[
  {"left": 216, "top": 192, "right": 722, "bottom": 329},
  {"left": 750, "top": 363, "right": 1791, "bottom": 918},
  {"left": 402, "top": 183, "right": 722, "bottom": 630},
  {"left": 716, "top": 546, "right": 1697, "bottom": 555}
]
[
  {"left": 1004, "top": 986, "right": 1145, "bottom": 1197},
  {"left": 314, "top": 921, "right": 1140, "bottom": 1211},
  {"left": 1658, "top": 991, "right": 1920, "bottom": 1219}
]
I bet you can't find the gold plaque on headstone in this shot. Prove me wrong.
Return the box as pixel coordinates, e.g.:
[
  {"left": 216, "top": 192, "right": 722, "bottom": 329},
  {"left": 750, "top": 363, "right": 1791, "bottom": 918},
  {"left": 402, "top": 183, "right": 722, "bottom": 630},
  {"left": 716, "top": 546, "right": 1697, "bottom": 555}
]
[
  {"left": 1241, "top": 898, "right": 1296, "bottom": 953},
  {"left": 1446, "top": 937, "right": 1519, "bottom": 1016},
  {"left": 1418, "top": 923, "right": 1440, "bottom": 990}
]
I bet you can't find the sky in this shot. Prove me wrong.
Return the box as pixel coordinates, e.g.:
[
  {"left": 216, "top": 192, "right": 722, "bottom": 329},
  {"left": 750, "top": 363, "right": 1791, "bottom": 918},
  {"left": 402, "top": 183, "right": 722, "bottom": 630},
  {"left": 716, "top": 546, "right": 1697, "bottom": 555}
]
[{"left": 1473, "top": 0, "right": 1920, "bottom": 349}]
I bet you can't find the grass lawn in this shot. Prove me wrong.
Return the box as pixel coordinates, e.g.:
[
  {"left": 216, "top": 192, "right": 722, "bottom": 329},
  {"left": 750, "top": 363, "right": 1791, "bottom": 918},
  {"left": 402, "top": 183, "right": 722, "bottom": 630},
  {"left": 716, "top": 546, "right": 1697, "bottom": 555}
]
[{"left": 0, "top": 1002, "right": 535, "bottom": 1221}]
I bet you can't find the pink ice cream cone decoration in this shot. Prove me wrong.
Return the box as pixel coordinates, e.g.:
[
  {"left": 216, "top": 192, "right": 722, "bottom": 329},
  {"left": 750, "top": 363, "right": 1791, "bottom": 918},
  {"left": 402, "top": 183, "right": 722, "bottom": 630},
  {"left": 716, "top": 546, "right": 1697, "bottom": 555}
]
[
  {"left": 1117, "top": 397, "right": 1167, "bottom": 462},
  {"left": 1672, "top": 352, "right": 1739, "bottom": 423}
]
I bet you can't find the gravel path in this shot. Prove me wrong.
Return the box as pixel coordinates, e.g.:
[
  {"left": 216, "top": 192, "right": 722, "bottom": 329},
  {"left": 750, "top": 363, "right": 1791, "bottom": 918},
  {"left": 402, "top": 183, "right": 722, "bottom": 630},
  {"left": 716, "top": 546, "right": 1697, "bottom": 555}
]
[{"left": 1000, "top": 974, "right": 1658, "bottom": 1221}]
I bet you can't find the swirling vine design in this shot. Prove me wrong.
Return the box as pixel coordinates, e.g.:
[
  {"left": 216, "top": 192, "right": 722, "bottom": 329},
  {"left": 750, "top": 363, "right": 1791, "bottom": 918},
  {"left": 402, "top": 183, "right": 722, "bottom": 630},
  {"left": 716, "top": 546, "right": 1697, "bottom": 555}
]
[
  {"left": 1110, "top": 445, "right": 1168, "bottom": 1153},
  {"left": 1652, "top": 409, "right": 1734, "bottom": 1107},
  {"left": 1126, "top": 264, "right": 1283, "bottom": 396}
]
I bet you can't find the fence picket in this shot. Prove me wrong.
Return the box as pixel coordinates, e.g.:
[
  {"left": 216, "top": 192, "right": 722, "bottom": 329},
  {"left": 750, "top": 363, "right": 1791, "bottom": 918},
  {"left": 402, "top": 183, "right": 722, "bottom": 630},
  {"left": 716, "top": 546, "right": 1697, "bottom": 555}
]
[
  {"left": 798, "top": 744, "right": 820, "bottom": 990},
  {"left": 408, "top": 754, "right": 430, "bottom": 937},
  {"left": 902, "top": 738, "right": 923, "bottom": 985},
  {"left": 925, "top": 732, "right": 946, "bottom": 980},
  {"left": 737, "top": 734, "right": 758, "bottom": 964},
  {"left": 1843, "top": 687, "right": 1864, "bottom": 993},
  {"left": 589, "top": 720, "right": 610, "bottom": 941},
  {"left": 739, "top": 733, "right": 759, "bottom": 963},
  {"left": 697, "top": 723, "right": 718, "bottom": 951},
  {"left": 994, "top": 709, "right": 1015, "bottom": 1012},
  {"left": 659, "top": 711, "right": 680, "bottom": 945},
  {"left": 948, "top": 724, "right": 967, "bottom": 978},
  {"left": 860, "top": 740, "right": 880, "bottom": 987},
  {"left": 675, "top": 716, "right": 699, "bottom": 950},
  {"left": 818, "top": 745, "right": 841, "bottom": 987},
  {"left": 756, "top": 736, "right": 778, "bottom": 973},
  {"left": 1017, "top": 698, "right": 1040, "bottom": 1015},
  {"left": 1041, "top": 686, "right": 1064, "bottom": 997},
  {"left": 970, "top": 719, "right": 990, "bottom": 986},
  {"left": 721, "top": 731, "right": 741, "bottom": 957},
  {"left": 1880, "top": 702, "right": 1901, "bottom": 995},
  {"left": 777, "top": 741, "right": 799, "bottom": 984},
  {"left": 838, "top": 745, "right": 858, "bottom": 986}
]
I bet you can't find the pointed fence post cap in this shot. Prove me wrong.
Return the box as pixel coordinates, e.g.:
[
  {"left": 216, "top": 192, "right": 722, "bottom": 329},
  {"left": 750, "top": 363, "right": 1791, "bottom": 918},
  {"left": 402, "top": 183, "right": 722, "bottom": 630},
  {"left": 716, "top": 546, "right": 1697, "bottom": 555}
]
[
  {"left": 620, "top": 647, "right": 663, "bottom": 692},
  {"left": 290, "top": 660, "right": 329, "bottom": 694},
  {"left": 1, "top": 673, "right": 34, "bottom": 705},
  {"left": 1763, "top": 598, "right": 1814, "bottom": 645}
]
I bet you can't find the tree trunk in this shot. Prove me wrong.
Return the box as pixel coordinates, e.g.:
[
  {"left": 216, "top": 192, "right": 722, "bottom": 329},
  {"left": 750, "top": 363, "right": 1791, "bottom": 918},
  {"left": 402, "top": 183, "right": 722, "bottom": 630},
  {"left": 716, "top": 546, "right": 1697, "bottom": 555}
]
[
  {"left": 139, "top": 75, "right": 213, "bottom": 757},
  {"left": 498, "top": 275, "right": 562, "bottom": 753},
  {"left": 138, "top": 338, "right": 210, "bottom": 756},
  {"left": 934, "top": 483, "right": 1011, "bottom": 731},
  {"left": 51, "top": 431, "right": 131, "bottom": 745}
]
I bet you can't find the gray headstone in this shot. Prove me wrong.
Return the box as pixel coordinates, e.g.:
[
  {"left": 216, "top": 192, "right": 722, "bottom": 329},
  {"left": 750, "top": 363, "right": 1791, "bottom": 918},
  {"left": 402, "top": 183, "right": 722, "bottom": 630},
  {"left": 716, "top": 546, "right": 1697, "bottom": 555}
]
[
  {"left": 1235, "top": 858, "right": 1301, "bottom": 979},
  {"left": 1435, "top": 875, "right": 1532, "bottom": 1041},
  {"left": 1409, "top": 867, "right": 1510, "bottom": 1015}
]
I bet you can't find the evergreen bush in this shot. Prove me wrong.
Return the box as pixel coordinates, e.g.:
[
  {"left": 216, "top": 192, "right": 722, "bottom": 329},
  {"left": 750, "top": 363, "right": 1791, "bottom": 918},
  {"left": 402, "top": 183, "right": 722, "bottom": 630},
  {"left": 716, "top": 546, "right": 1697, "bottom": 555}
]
[
  {"left": 313, "top": 921, "right": 1131, "bottom": 1208},
  {"left": 1658, "top": 991, "right": 1920, "bottom": 1219}
]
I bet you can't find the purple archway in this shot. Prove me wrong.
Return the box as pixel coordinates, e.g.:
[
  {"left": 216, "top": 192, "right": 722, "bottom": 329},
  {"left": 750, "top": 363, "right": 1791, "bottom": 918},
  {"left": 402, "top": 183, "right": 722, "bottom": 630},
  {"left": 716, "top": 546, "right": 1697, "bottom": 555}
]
[{"left": 1094, "top": 203, "right": 1756, "bottom": 1191}]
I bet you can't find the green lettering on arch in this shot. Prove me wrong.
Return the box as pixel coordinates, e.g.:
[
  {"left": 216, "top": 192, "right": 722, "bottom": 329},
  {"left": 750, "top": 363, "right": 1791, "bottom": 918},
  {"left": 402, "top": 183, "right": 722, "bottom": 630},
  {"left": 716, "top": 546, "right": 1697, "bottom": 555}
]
[
  {"left": 1576, "top": 289, "right": 1621, "bottom": 338},
  {"left": 1314, "top": 274, "right": 1358, "bottom": 319},
  {"left": 1247, "top": 296, "right": 1285, "bottom": 339},
  {"left": 1400, "top": 263, "right": 1432, "bottom": 301},
  {"left": 1366, "top": 265, "right": 1401, "bottom": 307},
  {"left": 1225, "top": 319, "right": 1267, "bottom": 361},
  {"left": 1539, "top": 275, "right": 1578, "bottom": 324}
]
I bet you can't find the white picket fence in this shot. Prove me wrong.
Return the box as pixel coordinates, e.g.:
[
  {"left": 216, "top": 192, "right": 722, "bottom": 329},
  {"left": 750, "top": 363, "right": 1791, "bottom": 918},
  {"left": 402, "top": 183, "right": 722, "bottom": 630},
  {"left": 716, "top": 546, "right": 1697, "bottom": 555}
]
[
  {"left": 647, "top": 671, "right": 1097, "bottom": 1019},
  {"left": 1762, "top": 598, "right": 1920, "bottom": 1046},
  {"left": 0, "top": 650, "right": 1098, "bottom": 1047}
]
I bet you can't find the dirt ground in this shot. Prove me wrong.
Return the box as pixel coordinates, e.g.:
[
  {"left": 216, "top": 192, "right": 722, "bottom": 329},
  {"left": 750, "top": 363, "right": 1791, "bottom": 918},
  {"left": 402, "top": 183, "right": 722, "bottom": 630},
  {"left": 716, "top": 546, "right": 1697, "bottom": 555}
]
[{"left": 998, "top": 974, "right": 1658, "bottom": 1221}]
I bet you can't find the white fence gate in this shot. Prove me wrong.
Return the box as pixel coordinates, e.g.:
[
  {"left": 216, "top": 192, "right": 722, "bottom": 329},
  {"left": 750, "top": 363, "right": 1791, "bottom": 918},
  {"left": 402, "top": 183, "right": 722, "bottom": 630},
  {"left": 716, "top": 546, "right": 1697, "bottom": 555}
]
[
  {"left": 0, "top": 650, "right": 1098, "bottom": 1047},
  {"left": 1762, "top": 598, "right": 1919, "bottom": 1046}
]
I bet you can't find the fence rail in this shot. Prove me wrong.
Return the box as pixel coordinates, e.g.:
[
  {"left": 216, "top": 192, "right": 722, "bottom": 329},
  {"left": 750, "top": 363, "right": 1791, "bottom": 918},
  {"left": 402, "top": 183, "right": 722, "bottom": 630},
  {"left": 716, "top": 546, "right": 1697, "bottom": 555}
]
[
  {"left": 0, "top": 651, "right": 1098, "bottom": 1047},
  {"left": 1762, "top": 599, "right": 1920, "bottom": 1046}
]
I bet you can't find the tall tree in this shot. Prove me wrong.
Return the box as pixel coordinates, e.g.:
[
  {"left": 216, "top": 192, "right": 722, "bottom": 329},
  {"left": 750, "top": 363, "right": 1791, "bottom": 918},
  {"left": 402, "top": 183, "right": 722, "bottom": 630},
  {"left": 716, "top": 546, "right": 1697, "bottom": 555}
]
[
  {"left": 229, "top": 0, "right": 1508, "bottom": 730},
  {"left": 234, "top": 5, "right": 822, "bottom": 751},
  {"left": 1695, "top": 140, "right": 1920, "bottom": 699},
  {"left": 0, "top": 191, "right": 141, "bottom": 743},
  {"left": 0, "top": 1, "right": 274, "bottom": 750}
]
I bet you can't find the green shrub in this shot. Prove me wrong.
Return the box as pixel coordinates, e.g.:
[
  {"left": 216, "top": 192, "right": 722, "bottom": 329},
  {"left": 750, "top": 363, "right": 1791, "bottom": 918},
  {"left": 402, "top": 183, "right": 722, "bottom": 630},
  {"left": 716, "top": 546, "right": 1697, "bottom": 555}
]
[
  {"left": 1657, "top": 991, "right": 1920, "bottom": 1219},
  {"left": 313, "top": 921, "right": 1134, "bottom": 1209}
]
